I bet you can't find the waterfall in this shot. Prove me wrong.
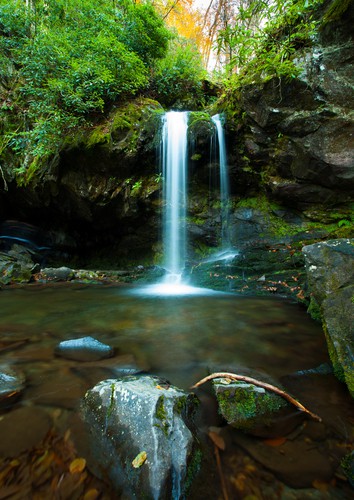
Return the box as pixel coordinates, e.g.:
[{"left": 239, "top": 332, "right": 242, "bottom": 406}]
[
  {"left": 212, "top": 114, "right": 230, "bottom": 249},
  {"left": 161, "top": 111, "right": 189, "bottom": 280}
]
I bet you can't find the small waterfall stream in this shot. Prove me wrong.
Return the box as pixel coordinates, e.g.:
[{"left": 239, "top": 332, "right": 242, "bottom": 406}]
[{"left": 212, "top": 114, "right": 230, "bottom": 249}]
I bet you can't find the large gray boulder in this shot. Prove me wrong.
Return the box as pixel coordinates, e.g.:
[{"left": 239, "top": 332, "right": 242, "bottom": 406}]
[
  {"left": 303, "top": 239, "right": 354, "bottom": 397},
  {"left": 79, "top": 375, "right": 201, "bottom": 499}
]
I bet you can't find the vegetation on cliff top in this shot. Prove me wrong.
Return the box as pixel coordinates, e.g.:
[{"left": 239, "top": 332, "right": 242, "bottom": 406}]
[{"left": 0, "top": 0, "right": 350, "bottom": 185}]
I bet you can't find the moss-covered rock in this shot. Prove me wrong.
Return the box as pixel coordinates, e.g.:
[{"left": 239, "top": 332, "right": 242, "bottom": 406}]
[
  {"left": 79, "top": 375, "right": 201, "bottom": 498},
  {"left": 303, "top": 239, "right": 354, "bottom": 397},
  {"left": 212, "top": 374, "right": 303, "bottom": 437}
]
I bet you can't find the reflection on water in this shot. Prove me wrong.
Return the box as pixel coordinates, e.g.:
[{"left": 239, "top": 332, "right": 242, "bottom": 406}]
[
  {"left": 0, "top": 283, "right": 329, "bottom": 386},
  {"left": 0, "top": 284, "right": 353, "bottom": 498}
]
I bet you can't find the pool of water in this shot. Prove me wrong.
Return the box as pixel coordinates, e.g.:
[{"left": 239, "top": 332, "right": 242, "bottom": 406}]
[{"left": 0, "top": 283, "right": 353, "bottom": 498}]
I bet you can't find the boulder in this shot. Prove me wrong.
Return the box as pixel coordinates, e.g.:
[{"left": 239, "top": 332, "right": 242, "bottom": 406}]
[
  {"left": 79, "top": 375, "right": 201, "bottom": 499},
  {"left": 302, "top": 239, "right": 354, "bottom": 397}
]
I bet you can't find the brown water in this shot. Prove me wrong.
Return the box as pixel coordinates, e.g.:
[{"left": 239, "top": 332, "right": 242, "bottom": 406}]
[{"left": 0, "top": 283, "right": 353, "bottom": 498}]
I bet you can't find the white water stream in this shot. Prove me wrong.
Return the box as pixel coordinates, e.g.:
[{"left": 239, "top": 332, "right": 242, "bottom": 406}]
[{"left": 162, "top": 111, "right": 189, "bottom": 280}]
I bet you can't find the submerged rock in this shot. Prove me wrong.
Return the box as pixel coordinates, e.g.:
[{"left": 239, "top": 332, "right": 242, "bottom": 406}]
[
  {"left": 303, "top": 239, "right": 354, "bottom": 397},
  {"left": 0, "top": 406, "right": 52, "bottom": 457},
  {"left": 55, "top": 336, "right": 114, "bottom": 361},
  {"left": 79, "top": 375, "right": 201, "bottom": 499}
]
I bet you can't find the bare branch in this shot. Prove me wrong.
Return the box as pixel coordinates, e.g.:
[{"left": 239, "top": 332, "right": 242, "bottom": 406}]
[{"left": 191, "top": 372, "right": 322, "bottom": 422}]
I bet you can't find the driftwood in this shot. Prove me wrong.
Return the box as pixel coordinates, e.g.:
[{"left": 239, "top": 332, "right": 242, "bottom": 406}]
[{"left": 191, "top": 372, "right": 322, "bottom": 422}]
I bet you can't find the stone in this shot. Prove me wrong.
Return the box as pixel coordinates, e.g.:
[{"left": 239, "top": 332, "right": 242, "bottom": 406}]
[
  {"left": 79, "top": 375, "right": 201, "bottom": 498},
  {"left": 212, "top": 372, "right": 304, "bottom": 438},
  {"left": 0, "top": 406, "right": 52, "bottom": 457},
  {"left": 55, "top": 336, "right": 114, "bottom": 361},
  {"left": 40, "top": 266, "right": 74, "bottom": 281},
  {"left": 0, "top": 365, "right": 26, "bottom": 408},
  {"left": 303, "top": 239, "right": 354, "bottom": 397},
  {"left": 232, "top": 431, "right": 334, "bottom": 489}
]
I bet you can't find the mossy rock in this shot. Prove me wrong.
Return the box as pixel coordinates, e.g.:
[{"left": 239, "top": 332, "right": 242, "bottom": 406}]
[
  {"left": 188, "top": 112, "right": 215, "bottom": 141},
  {"left": 75, "top": 98, "right": 164, "bottom": 156},
  {"left": 213, "top": 377, "right": 290, "bottom": 435}
]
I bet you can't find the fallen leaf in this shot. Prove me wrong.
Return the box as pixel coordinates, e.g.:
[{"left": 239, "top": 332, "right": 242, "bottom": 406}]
[
  {"left": 83, "top": 489, "right": 100, "bottom": 500},
  {"left": 208, "top": 431, "right": 225, "bottom": 451},
  {"left": 263, "top": 437, "right": 286, "bottom": 447},
  {"left": 132, "top": 451, "right": 147, "bottom": 468},
  {"left": 69, "top": 458, "right": 86, "bottom": 474},
  {"left": 312, "top": 479, "right": 330, "bottom": 492}
]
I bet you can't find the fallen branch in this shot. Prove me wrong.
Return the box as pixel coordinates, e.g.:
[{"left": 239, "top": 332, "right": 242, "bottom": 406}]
[{"left": 191, "top": 372, "right": 321, "bottom": 422}]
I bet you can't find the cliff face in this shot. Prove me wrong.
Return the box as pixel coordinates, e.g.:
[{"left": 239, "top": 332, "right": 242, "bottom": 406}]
[
  {"left": 230, "top": 0, "right": 354, "bottom": 213},
  {"left": 0, "top": 2, "right": 353, "bottom": 269}
]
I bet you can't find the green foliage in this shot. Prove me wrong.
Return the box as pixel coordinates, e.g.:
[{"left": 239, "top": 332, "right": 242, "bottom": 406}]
[
  {"left": 217, "top": 0, "right": 324, "bottom": 96},
  {"left": 149, "top": 37, "right": 206, "bottom": 108},
  {"left": 0, "top": 0, "right": 171, "bottom": 183}
]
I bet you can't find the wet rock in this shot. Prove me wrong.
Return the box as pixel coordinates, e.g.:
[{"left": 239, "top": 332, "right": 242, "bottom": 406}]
[
  {"left": 0, "top": 244, "right": 36, "bottom": 285},
  {"left": 232, "top": 431, "right": 334, "bottom": 488},
  {"left": 0, "top": 366, "right": 26, "bottom": 408},
  {"left": 79, "top": 375, "right": 201, "bottom": 499},
  {"left": 0, "top": 406, "right": 52, "bottom": 457},
  {"left": 212, "top": 373, "right": 304, "bottom": 438},
  {"left": 55, "top": 336, "right": 114, "bottom": 361},
  {"left": 26, "top": 370, "right": 89, "bottom": 409},
  {"left": 303, "top": 239, "right": 354, "bottom": 397},
  {"left": 40, "top": 266, "right": 74, "bottom": 281}
]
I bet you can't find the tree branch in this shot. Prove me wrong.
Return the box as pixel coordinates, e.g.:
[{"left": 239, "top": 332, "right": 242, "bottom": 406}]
[{"left": 191, "top": 372, "right": 322, "bottom": 422}]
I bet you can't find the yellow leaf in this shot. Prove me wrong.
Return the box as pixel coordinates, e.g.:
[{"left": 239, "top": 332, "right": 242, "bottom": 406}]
[
  {"left": 69, "top": 458, "right": 86, "bottom": 474},
  {"left": 132, "top": 451, "right": 147, "bottom": 468},
  {"left": 83, "top": 489, "right": 100, "bottom": 500}
]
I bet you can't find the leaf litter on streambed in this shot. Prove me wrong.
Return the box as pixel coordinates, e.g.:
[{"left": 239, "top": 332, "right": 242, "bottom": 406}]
[{"left": 0, "top": 428, "right": 114, "bottom": 500}]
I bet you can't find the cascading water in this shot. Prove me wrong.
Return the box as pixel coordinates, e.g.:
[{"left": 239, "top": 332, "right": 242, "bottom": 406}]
[
  {"left": 161, "top": 111, "right": 189, "bottom": 281},
  {"left": 211, "top": 114, "right": 238, "bottom": 262},
  {"left": 212, "top": 114, "right": 230, "bottom": 248}
]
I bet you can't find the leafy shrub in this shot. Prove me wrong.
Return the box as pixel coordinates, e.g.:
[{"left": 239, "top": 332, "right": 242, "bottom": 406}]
[
  {"left": 149, "top": 37, "right": 206, "bottom": 108},
  {"left": 0, "top": 0, "right": 171, "bottom": 183}
]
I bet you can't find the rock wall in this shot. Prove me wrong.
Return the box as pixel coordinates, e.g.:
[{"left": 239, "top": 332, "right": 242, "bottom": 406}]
[
  {"left": 227, "top": 0, "right": 354, "bottom": 212},
  {"left": 303, "top": 239, "right": 354, "bottom": 397}
]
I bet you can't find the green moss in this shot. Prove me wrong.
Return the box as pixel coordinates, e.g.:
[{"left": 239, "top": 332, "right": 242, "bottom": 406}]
[
  {"left": 322, "top": 0, "right": 352, "bottom": 25},
  {"left": 107, "top": 383, "right": 116, "bottom": 419},
  {"left": 323, "top": 323, "right": 345, "bottom": 382},
  {"left": 87, "top": 124, "right": 110, "bottom": 148},
  {"left": 188, "top": 112, "right": 215, "bottom": 140},
  {"left": 215, "top": 381, "right": 287, "bottom": 430},
  {"left": 307, "top": 296, "right": 322, "bottom": 322},
  {"left": 155, "top": 395, "right": 169, "bottom": 435},
  {"left": 184, "top": 448, "right": 203, "bottom": 493},
  {"left": 341, "top": 451, "right": 354, "bottom": 487}
]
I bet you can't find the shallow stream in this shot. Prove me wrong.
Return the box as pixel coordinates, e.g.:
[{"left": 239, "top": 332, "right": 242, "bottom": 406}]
[{"left": 0, "top": 283, "right": 353, "bottom": 498}]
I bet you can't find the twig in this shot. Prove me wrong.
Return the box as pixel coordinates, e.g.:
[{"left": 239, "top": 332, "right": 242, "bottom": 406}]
[
  {"left": 191, "top": 372, "right": 321, "bottom": 422},
  {"left": 213, "top": 444, "right": 229, "bottom": 500}
]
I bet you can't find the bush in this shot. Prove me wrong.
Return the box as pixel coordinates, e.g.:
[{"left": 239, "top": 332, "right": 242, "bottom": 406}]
[{"left": 150, "top": 37, "right": 206, "bottom": 108}]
